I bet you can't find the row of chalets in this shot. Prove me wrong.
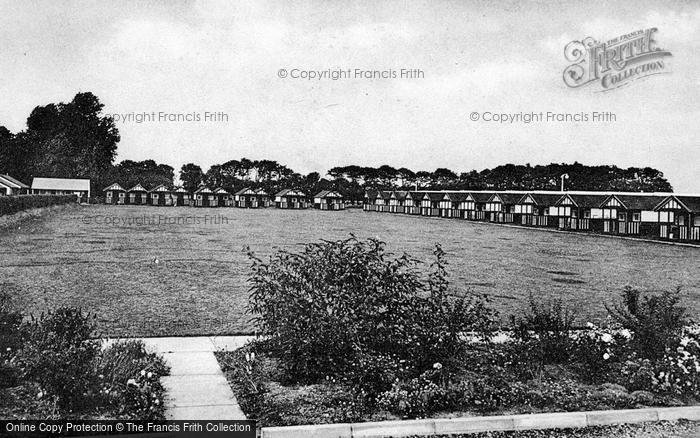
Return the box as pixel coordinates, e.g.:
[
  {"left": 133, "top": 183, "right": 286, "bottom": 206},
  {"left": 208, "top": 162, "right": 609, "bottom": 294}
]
[
  {"left": 365, "top": 189, "right": 700, "bottom": 243},
  {"left": 102, "top": 183, "right": 344, "bottom": 210}
]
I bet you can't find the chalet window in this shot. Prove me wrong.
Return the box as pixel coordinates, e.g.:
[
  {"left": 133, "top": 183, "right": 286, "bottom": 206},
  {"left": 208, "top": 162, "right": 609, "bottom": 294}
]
[
  {"left": 118, "top": 192, "right": 125, "bottom": 198},
  {"left": 632, "top": 212, "right": 641, "bottom": 222},
  {"left": 584, "top": 210, "right": 591, "bottom": 218},
  {"left": 106, "top": 192, "right": 112, "bottom": 198},
  {"left": 618, "top": 212, "right": 627, "bottom": 221}
]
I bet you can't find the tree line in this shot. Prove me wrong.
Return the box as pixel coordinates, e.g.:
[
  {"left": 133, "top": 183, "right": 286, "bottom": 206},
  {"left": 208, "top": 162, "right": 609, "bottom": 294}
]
[{"left": 0, "top": 92, "right": 674, "bottom": 202}]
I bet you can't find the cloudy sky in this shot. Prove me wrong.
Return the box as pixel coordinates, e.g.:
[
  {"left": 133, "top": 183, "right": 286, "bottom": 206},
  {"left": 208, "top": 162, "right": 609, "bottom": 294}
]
[{"left": 0, "top": 0, "right": 698, "bottom": 191}]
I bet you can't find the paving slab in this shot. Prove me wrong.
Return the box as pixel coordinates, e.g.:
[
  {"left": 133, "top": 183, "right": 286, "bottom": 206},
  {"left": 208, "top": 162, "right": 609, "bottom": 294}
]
[
  {"left": 163, "top": 351, "right": 224, "bottom": 375},
  {"left": 162, "top": 374, "right": 238, "bottom": 408},
  {"left": 166, "top": 404, "right": 247, "bottom": 421}
]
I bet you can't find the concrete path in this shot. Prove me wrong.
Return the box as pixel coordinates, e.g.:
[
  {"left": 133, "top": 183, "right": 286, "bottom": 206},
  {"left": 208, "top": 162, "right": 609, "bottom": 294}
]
[{"left": 106, "top": 336, "right": 255, "bottom": 420}]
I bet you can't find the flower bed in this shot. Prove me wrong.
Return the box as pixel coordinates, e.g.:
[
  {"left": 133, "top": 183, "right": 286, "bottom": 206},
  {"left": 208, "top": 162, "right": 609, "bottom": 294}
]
[
  {"left": 0, "top": 292, "right": 169, "bottom": 419},
  {"left": 217, "top": 237, "right": 700, "bottom": 427}
]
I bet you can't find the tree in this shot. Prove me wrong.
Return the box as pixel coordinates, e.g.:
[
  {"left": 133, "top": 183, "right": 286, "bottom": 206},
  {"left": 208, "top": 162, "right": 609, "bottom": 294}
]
[
  {"left": 25, "top": 92, "right": 120, "bottom": 192},
  {"left": 180, "top": 163, "right": 204, "bottom": 192}
]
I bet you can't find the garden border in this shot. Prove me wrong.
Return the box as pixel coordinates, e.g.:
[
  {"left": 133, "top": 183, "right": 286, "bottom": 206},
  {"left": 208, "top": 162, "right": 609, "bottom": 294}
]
[{"left": 260, "top": 406, "right": 700, "bottom": 438}]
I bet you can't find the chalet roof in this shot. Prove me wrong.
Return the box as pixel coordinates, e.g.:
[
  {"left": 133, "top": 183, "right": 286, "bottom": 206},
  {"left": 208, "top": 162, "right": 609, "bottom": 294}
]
[
  {"left": 149, "top": 184, "right": 172, "bottom": 193},
  {"left": 675, "top": 196, "right": 700, "bottom": 212},
  {"left": 488, "top": 193, "right": 522, "bottom": 204},
  {"left": 193, "top": 185, "right": 213, "bottom": 194},
  {"left": 656, "top": 195, "right": 700, "bottom": 213},
  {"left": 470, "top": 192, "right": 492, "bottom": 203},
  {"left": 423, "top": 192, "right": 444, "bottom": 201},
  {"left": 0, "top": 174, "right": 29, "bottom": 189},
  {"left": 126, "top": 183, "right": 148, "bottom": 192},
  {"left": 275, "top": 189, "right": 306, "bottom": 197},
  {"left": 234, "top": 187, "right": 255, "bottom": 196},
  {"left": 518, "top": 193, "right": 563, "bottom": 206},
  {"left": 32, "top": 177, "right": 90, "bottom": 192},
  {"left": 365, "top": 189, "right": 378, "bottom": 199},
  {"left": 406, "top": 191, "right": 423, "bottom": 200},
  {"left": 380, "top": 190, "right": 393, "bottom": 200},
  {"left": 255, "top": 188, "right": 269, "bottom": 196},
  {"left": 558, "top": 193, "right": 609, "bottom": 208},
  {"left": 314, "top": 190, "right": 342, "bottom": 198},
  {"left": 102, "top": 183, "right": 125, "bottom": 192},
  {"left": 174, "top": 187, "right": 188, "bottom": 193},
  {"left": 393, "top": 190, "right": 408, "bottom": 201},
  {"left": 603, "top": 194, "right": 664, "bottom": 211},
  {"left": 447, "top": 192, "right": 469, "bottom": 202},
  {"left": 214, "top": 188, "right": 231, "bottom": 195}
]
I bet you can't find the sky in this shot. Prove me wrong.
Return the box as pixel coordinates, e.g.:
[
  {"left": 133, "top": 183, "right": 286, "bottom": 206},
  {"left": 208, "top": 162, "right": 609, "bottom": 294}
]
[{"left": 0, "top": 0, "right": 698, "bottom": 191}]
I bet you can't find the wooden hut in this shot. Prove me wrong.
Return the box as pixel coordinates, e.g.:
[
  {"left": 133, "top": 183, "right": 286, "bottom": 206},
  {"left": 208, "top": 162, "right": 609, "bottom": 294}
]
[
  {"left": 274, "top": 189, "right": 308, "bottom": 209},
  {"left": 103, "top": 183, "right": 126, "bottom": 205},
  {"left": 388, "top": 191, "right": 408, "bottom": 213},
  {"left": 484, "top": 193, "right": 521, "bottom": 223},
  {"left": 655, "top": 195, "right": 700, "bottom": 241},
  {"left": 255, "top": 188, "right": 271, "bottom": 207},
  {"left": 313, "top": 190, "right": 345, "bottom": 210},
  {"left": 126, "top": 183, "right": 148, "bottom": 205},
  {"left": 551, "top": 194, "right": 609, "bottom": 231},
  {"left": 464, "top": 192, "right": 490, "bottom": 221},
  {"left": 234, "top": 188, "right": 257, "bottom": 208},
  {"left": 404, "top": 191, "right": 422, "bottom": 215},
  {"left": 193, "top": 185, "right": 215, "bottom": 207},
  {"left": 598, "top": 194, "right": 665, "bottom": 236},
  {"left": 174, "top": 187, "right": 191, "bottom": 206},
  {"left": 514, "top": 193, "right": 562, "bottom": 226},
  {"left": 148, "top": 184, "right": 173, "bottom": 206},
  {"left": 214, "top": 188, "right": 232, "bottom": 207},
  {"left": 364, "top": 190, "right": 378, "bottom": 212}
]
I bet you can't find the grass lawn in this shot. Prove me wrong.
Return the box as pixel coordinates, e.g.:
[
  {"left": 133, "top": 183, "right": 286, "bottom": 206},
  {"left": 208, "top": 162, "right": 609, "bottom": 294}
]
[{"left": 0, "top": 204, "right": 698, "bottom": 336}]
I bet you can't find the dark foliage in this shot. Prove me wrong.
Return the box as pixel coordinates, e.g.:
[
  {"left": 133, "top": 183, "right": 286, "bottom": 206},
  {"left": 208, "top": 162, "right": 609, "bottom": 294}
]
[
  {"left": 607, "top": 287, "right": 687, "bottom": 360},
  {"left": 0, "top": 195, "right": 76, "bottom": 216}
]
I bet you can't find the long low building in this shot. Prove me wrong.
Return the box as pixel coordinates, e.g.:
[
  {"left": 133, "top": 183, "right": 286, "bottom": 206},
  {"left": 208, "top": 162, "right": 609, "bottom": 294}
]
[
  {"left": 364, "top": 189, "right": 700, "bottom": 243},
  {"left": 31, "top": 177, "right": 91, "bottom": 202}
]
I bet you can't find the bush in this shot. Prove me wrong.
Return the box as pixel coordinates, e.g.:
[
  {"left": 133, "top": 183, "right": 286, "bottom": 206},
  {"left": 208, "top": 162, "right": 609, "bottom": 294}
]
[
  {"left": 96, "top": 340, "right": 169, "bottom": 419},
  {"left": 17, "top": 307, "right": 101, "bottom": 411},
  {"left": 247, "top": 237, "right": 496, "bottom": 395},
  {"left": 571, "top": 322, "right": 630, "bottom": 382},
  {"left": 0, "top": 195, "right": 76, "bottom": 216},
  {"left": 511, "top": 295, "right": 576, "bottom": 371},
  {"left": 0, "top": 292, "right": 23, "bottom": 388},
  {"left": 608, "top": 287, "right": 687, "bottom": 360}
]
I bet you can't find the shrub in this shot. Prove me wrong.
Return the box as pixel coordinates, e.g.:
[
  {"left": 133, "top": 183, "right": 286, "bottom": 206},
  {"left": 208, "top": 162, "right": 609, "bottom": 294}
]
[
  {"left": 97, "top": 340, "right": 169, "bottom": 419},
  {"left": 511, "top": 295, "right": 575, "bottom": 370},
  {"left": 376, "top": 369, "right": 448, "bottom": 418},
  {"left": 651, "top": 326, "right": 700, "bottom": 397},
  {"left": 0, "top": 195, "right": 76, "bottom": 216},
  {"left": 571, "top": 322, "right": 630, "bottom": 382},
  {"left": 247, "top": 237, "right": 496, "bottom": 395},
  {"left": 17, "top": 307, "right": 101, "bottom": 411},
  {"left": 608, "top": 287, "right": 687, "bottom": 360},
  {"left": 0, "top": 292, "right": 23, "bottom": 388}
]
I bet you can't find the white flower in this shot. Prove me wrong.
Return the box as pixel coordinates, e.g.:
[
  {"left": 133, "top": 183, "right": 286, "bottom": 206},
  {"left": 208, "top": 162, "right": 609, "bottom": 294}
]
[
  {"left": 586, "top": 322, "right": 595, "bottom": 329},
  {"left": 5, "top": 347, "right": 10, "bottom": 352},
  {"left": 140, "top": 370, "right": 146, "bottom": 376},
  {"left": 127, "top": 378, "right": 137, "bottom": 386},
  {"left": 603, "top": 353, "right": 610, "bottom": 360},
  {"left": 154, "top": 399, "right": 160, "bottom": 405},
  {"left": 433, "top": 362, "right": 443, "bottom": 370},
  {"left": 147, "top": 372, "right": 153, "bottom": 378},
  {"left": 601, "top": 334, "right": 613, "bottom": 343},
  {"left": 620, "top": 329, "right": 631, "bottom": 339},
  {"left": 37, "top": 391, "right": 43, "bottom": 399},
  {"left": 250, "top": 352, "right": 255, "bottom": 361}
]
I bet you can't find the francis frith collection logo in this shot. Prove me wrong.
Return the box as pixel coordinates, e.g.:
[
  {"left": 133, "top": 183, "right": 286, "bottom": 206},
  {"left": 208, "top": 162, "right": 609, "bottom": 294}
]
[{"left": 563, "top": 28, "right": 672, "bottom": 91}]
